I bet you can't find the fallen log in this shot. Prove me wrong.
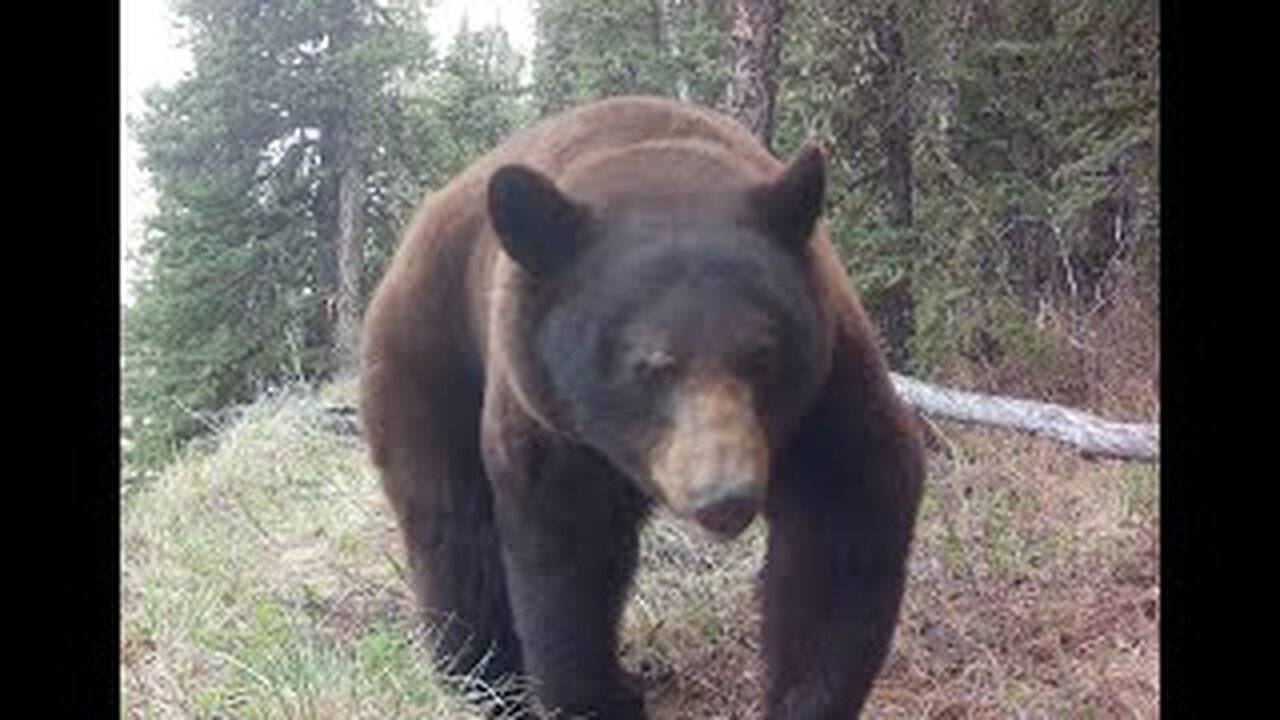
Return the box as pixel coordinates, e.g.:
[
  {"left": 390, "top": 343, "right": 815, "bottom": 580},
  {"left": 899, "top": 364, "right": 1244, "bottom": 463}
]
[{"left": 890, "top": 373, "right": 1158, "bottom": 462}]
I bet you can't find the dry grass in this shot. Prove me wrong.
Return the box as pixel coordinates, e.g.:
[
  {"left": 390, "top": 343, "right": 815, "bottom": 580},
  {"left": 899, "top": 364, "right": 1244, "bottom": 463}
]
[
  {"left": 123, "top": 340, "right": 1159, "bottom": 718},
  {"left": 121, "top": 384, "right": 507, "bottom": 719},
  {"left": 623, "top": 516, "right": 769, "bottom": 719},
  {"left": 868, "top": 426, "right": 1159, "bottom": 718},
  {"left": 958, "top": 276, "right": 1160, "bottom": 425},
  {"left": 616, "top": 424, "right": 1158, "bottom": 719}
]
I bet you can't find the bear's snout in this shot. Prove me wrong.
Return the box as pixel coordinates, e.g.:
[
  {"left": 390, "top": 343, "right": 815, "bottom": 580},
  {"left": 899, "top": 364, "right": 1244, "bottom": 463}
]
[{"left": 649, "top": 376, "right": 769, "bottom": 538}]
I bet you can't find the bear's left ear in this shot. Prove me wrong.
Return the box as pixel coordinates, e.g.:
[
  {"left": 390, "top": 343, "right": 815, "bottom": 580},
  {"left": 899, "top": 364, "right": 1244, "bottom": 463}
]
[
  {"left": 488, "top": 164, "right": 589, "bottom": 277},
  {"left": 752, "top": 143, "right": 825, "bottom": 251}
]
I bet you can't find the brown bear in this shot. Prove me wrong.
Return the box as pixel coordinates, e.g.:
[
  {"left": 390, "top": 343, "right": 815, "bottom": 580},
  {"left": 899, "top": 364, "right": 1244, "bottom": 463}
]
[{"left": 359, "top": 96, "right": 924, "bottom": 719}]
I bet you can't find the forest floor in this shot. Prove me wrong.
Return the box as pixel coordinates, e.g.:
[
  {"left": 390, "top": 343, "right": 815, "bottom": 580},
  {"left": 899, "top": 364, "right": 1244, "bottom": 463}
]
[{"left": 122, "top": 375, "right": 1158, "bottom": 719}]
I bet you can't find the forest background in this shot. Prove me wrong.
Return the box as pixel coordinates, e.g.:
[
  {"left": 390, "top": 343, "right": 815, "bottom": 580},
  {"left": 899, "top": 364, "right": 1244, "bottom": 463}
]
[
  {"left": 122, "top": 0, "right": 1158, "bottom": 475},
  {"left": 121, "top": 1, "right": 1159, "bottom": 716}
]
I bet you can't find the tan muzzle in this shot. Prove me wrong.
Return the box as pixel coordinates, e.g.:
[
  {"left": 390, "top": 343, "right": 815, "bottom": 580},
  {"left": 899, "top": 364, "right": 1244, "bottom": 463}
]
[{"left": 648, "top": 378, "right": 769, "bottom": 539}]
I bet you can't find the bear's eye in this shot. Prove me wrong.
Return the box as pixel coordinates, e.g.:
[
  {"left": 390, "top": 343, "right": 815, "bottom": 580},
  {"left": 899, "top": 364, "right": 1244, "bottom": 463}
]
[
  {"left": 627, "top": 349, "right": 678, "bottom": 385},
  {"left": 741, "top": 344, "right": 778, "bottom": 381}
]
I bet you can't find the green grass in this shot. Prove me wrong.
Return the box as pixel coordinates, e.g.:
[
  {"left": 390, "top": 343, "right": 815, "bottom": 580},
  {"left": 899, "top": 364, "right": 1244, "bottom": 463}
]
[
  {"left": 121, "top": 387, "right": 490, "bottom": 719},
  {"left": 122, "top": 383, "right": 1159, "bottom": 718}
]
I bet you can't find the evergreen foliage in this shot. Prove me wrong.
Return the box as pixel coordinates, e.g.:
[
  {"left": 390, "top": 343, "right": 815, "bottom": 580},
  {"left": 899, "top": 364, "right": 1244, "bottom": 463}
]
[
  {"left": 125, "top": 0, "right": 1158, "bottom": 476},
  {"left": 772, "top": 0, "right": 1157, "bottom": 375},
  {"left": 532, "top": 0, "right": 731, "bottom": 113},
  {"left": 127, "top": 0, "right": 429, "bottom": 472}
]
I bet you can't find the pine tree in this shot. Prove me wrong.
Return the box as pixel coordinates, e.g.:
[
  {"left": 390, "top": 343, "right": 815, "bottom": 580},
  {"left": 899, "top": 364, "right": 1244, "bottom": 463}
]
[
  {"left": 124, "top": 0, "right": 433, "bottom": 473},
  {"left": 772, "top": 0, "right": 1158, "bottom": 377},
  {"left": 533, "top": 0, "right": 674, "bottom": 114}
]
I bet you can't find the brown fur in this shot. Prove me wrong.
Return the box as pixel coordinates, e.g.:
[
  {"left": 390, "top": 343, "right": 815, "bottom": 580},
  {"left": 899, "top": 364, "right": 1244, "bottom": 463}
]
[{"left": 360, "top": 96, "right": 924, "bottom": 718}]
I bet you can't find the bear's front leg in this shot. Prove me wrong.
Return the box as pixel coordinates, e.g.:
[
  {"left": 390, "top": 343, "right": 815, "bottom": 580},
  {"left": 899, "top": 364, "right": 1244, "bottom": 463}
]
[
  {"left": 486, "top": 424, "right": 650, "bottom": 719},
  {"left": 761, "top": 373, "right": 925, "bottom": 719}
]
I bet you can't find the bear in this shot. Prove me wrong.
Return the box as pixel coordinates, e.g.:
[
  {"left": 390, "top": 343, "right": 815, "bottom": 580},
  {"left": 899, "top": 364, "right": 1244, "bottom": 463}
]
[{"left": 359, "top": 96, "right": 925, "bottom": 719}]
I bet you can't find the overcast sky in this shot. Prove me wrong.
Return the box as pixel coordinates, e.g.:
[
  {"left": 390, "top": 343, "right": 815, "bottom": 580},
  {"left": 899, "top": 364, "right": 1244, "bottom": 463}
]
[{"left": 120, "top": 0, "right": 535, "bottom": 303}]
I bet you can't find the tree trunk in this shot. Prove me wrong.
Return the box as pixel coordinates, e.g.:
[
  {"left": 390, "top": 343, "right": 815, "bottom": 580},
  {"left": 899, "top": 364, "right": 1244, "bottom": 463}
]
[
  {"left": 330, "top": 5, "right": 365, "bottom": 373},
  {"left": 1004, "top": 0, "right": 1055, "bottom": 312},
  {"left": 305, "top": 111, "right": 340, "bottom": 363},
  {"left": 660, "top": 0, "right": 691, "bottom": 101},
  {"left": 725, "top": 0, "right": 784, "bottom": 150},
  {"left": 873, "top": 275, "right": 915, "bottom": 370},
  {"left": 867, "top": 7, "right": 916, "bottom": 369},
  {"left": 334, "top": 118, "right": 364, "bottom": 372},
  {"left": 929, "top": 1, "right": 971, "bottom": 167},
  {"left": 871, "top": 9, "right": 913, "bottom": 230}
]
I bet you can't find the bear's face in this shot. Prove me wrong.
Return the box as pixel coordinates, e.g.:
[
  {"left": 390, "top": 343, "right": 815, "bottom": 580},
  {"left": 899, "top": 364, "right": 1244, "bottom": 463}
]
[{"left": 488, "top": 148, "right": 830, "bottom": 539}]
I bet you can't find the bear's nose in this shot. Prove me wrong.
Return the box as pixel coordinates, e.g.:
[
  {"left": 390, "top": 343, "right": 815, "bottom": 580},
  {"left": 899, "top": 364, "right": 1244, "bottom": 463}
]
[{"left": 691, "top": 485, "right": 761, "bottom": 539}]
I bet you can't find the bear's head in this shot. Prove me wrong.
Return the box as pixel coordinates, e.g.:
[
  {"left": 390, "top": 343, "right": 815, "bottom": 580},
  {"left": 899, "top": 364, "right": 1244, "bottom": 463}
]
[{"left": 487, "top": 144, "right": 833, "bottom": 539}]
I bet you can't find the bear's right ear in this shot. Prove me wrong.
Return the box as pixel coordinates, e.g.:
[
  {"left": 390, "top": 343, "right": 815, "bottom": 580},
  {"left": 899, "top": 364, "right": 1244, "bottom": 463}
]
[{"left": 488, "top": 164, "right": 588, "bottom": 277}]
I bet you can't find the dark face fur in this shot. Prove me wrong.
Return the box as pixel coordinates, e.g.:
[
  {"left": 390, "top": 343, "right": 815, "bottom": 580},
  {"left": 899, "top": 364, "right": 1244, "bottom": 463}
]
[{"left": 488, "top": 147, "right": 830, "bottom": 539}]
